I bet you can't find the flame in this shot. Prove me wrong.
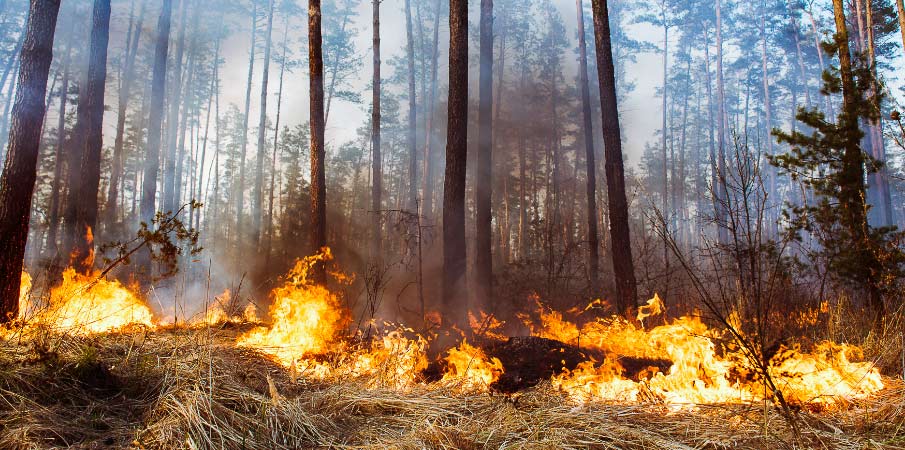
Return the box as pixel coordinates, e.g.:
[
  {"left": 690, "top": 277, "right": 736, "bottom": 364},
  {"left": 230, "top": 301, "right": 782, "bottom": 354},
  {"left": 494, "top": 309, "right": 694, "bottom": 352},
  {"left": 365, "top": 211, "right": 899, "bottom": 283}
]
[
  {"left": 190, "top": 290, "right": 259, "bottom": 326},
  {"left": 17, "top": 271, "right": 33, "bottom": 319},
  {"left": 26, "top": 268, "right": 154, "bottom": 334},
  {"left": 529, "top": 296, "right": 883, "bottom": 407},
  {"left": 236, "top": 249, "right": 428, "bottom": 388},
  {"left": 237, "top": 249, "right": 349, "bottom": 365},
  {"left": 441, "top": 341, "right": 504, "bottom": 391}
]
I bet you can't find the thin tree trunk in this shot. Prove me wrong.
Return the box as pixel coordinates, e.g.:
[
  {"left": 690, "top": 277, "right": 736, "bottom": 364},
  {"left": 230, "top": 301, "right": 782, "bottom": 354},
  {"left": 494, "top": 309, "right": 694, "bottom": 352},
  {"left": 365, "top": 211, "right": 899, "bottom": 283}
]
[
  {"left": 163, "top": 0, "right": 187, "bottom": 214},
  {"left": 576, "top": 0, "right": 600, "bottom": 295},
  {"left": 371, "top": 0, "right": 382, "bottom": 265},
  {"left": 405, "top": 0, "right": 417, "bottom": 212},
  {"left": 195, "top": 29, "right": 220, "bottom": 231},
  {"left": 106, "top": 0, "right": 145, "bottom": 227},
  {"left": 715, "top": 0, "right": 729, "bottom": 244},
  {"left": 0, "top": 0, "right": 62, "bottom": 322},
  {"left": 44, "top": 18, "right": 74, "bottom": 258},
  {"left": 421, "top": 0, "right": 441, "bottom": 220},
  {"left": 236, "top": 0, "right": 257, "bottom": 248},
  {"left": 443, "top": 0, "right": 469, "bottom": 329},
  {"left": 591, "top": 0, "right": 637, "bottom": 315},
  {"left": 265, "top": 18, "right": 288, "bottom": 263},
  {"left": 253, "top": 0, "right": 274, "bottom": 247},
  {"left": 475, "top": 0, "right": 493, "bottom": 308},
  {"left": 309, "top": 0, "right": 327, "bottom": 281}
]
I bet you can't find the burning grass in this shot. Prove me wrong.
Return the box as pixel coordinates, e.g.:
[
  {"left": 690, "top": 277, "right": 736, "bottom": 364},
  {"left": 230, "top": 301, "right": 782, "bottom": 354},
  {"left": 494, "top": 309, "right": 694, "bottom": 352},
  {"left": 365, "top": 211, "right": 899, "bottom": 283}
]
[
  {"left": 2, "top": 249, "right": 902, "bottom": 448},
  {"left": 0, "top": 326, "right": 903, "bottom": 449}
]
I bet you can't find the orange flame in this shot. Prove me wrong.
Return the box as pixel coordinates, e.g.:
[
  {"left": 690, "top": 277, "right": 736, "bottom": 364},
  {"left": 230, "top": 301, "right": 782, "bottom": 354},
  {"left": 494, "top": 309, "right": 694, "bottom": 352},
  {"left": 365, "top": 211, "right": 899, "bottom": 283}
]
[{"left": 530, "top": 296, "right": 883, "bottom": 407}]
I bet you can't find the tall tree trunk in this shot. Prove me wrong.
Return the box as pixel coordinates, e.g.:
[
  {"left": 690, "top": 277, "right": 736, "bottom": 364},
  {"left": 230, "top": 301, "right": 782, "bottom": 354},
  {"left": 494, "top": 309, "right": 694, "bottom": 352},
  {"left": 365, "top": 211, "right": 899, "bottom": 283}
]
[
  {"left": 174, "top": 4, "right": 199, "bottom": 216},
  {"left": 163, "top": 0, "right": 187, "bottom": 214},
  {"left": 265, "top": 19, "right": 288, "bottom": 263},
  {"left": 475, "top": 0, "right": 493, "bottom": 308},
  {"left": 195, "top": 28, "right": 220, "bottom": 231},
  {"left": 370, "top": 0, "right": 382, "bottom": 265},
  {"left": 421, "top": 0, "right": 441, "bottom": 220},
  {"left": 761, "top": 0, "right": 776, "bottom": 236},
  {"left": 44, "top": 18, "right": 74, "bottom": 259},
  {"left": 576, "top": 0, "right": 600, "bottom": 295},
  {"left": 106, "top": 0, "right": 145, "bottom": 228},
  {"left": 253, "top": 0, "right": 274, "bottom": 248},
  {"left": 139, "top": 0, "right": 172, "bottom": 234},
  {"left": 309, "top": 0, "right": 327, "bottom": 281},
  {"left": 66, "top": 0, "right": 110, "bottom": 274},
  {"left": 714, "top": 0, "right": 729, "bottom": 244},
  {"left": 405, "top": 0, "right": 417, "bottom": 212},
  {"left": 832, "top": 0, "right": 880, "bottom": 314},
  {"left": 0, "top": 0, "right": 62, "bottom": 322},
  {"left": 443, "top": 0, "right": 468, "bottom": 329},
  {"left": 865, "top": 0, "right": 893, "bottom": 226},
  {"left": 236, "top": 0, "right": 257, "bottom": 249},
  {"left": 591, "top": 0, "right": 637, "bottom": 315}
]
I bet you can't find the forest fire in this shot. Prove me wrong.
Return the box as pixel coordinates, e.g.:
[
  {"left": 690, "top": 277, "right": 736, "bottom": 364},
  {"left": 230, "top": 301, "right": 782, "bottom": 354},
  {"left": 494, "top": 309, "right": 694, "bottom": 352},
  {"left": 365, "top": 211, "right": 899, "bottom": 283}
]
[
  {"left": 10, "top": 250, "right": 884, "bottom": 410},
  {"left": 17, "top": 268, "right": 154, "bottom": 335}
]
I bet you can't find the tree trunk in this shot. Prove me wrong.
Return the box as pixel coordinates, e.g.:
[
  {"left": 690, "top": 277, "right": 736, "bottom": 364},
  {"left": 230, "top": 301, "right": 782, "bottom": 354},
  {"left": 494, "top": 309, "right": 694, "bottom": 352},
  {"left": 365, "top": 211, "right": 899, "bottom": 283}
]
[
  {"left": 576, "top": 0, "right": 600, "bottom": 295},
  {"left": 443, "top": 0, "right": 469, "bottom": 329},
  {"left": 163, "top": 0, "right": 187, "bottom": 214},
  {"left": 195, "top": 28, "right": 220, "bottom": 231},
  {"left": 106, "top": 0, "right": 145, "bottom": 228},
  {"left": 715, "top": 0, "right": 729, "bottom": 244},
  {"left": 139, "top": 0, "right": 172, "bottom": 231},
  {"left": 253, "top": 0, "right": 275, "bottom": 248},
  {"left": 590, "top": 0, "right": 637, "bottom": 315},
  {"left": 44, "top": 18, "right": 74, "bottom": 259},
  {"left": 405, "top": 0, "right": 417, "bottom": 212},
  {"left": 265, "top": 19, "right": 288, "bottom": 263},
  {"left": 370, "top": 0, "right": 382, "bottom": 265},
  {"left": 421, "top": 0, "right": 441, "bottom": 221},
  {"left": 66, "top": 0, "right": 110, "bottom": 274},
  {"left": 236, "top": 0, "right": 257, "bottom": 248},
  {"left": 309, "top": 0, "right": 327, "bottom": 281},
  {"left": 0, "top": 0, "right": 62, "bottom": 322},
  {"left": 475, "top": 0, "right": 493, "bottom": 308}
]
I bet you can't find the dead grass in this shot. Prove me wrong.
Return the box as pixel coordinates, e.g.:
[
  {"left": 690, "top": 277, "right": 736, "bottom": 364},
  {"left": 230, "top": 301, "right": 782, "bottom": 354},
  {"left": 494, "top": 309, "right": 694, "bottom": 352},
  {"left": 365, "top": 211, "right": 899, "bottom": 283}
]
[{"left": 0, "top": 325, "right": 903, "bottom": 450}]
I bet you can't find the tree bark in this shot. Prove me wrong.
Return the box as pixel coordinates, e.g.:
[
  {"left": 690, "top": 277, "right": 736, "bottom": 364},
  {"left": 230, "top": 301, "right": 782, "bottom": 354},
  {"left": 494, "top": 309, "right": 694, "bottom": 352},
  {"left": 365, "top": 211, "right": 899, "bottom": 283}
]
[
  {"left": 370, "top": 0, "right": 382, "bottom": 265},
  {"left": 309, "top": 0, "right": 327, "bottom": 281},
  {"left": 139, "top": 0, "right": 172, "bottom": 229},
  {"left": 421, "top": 0, "right": 441, "bottom": 221},
  {"left": 475, "top": 0, "right": 493, "bottom": 308},
  {"left": 66, "top": 0, "right": 111, "bottom": 274},
  {"left": 443, "top": 0, "right": 469, "bottom": 329},
  {"left": 590, "top": 0, "right": 637, "bottom": 315},
  {"left": 253, "top": 0, "right": 275, "bottom": 247},
  {"left": 576, "top": 0, "right": 600, "bottom": 295},
  {"left": 0, "top": 0, "right": 62, "bottom": 322},
  {"left": 405, "top": 0, "right": 417, "bottom": 212}
]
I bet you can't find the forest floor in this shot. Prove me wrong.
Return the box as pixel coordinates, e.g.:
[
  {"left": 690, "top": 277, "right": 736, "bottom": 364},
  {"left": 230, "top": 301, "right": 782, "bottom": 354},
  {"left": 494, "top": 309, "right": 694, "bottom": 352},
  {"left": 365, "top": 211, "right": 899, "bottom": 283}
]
[{"left": 1, "top": 325, "right": 903, "bottom": 449}]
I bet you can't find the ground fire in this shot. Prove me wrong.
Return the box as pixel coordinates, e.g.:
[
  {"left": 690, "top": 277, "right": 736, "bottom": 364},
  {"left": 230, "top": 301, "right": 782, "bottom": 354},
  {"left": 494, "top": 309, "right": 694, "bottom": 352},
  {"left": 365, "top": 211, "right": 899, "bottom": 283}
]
[{"left": 11, "top": 248, "right": 884, "bottom": 409}]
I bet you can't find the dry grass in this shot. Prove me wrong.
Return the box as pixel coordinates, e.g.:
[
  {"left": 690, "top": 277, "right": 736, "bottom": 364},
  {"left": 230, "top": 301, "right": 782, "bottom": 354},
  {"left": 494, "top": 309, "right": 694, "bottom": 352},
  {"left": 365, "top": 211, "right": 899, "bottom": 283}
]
[{"left": 0, "top": 325, "right": 903, "bottom": 450}]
